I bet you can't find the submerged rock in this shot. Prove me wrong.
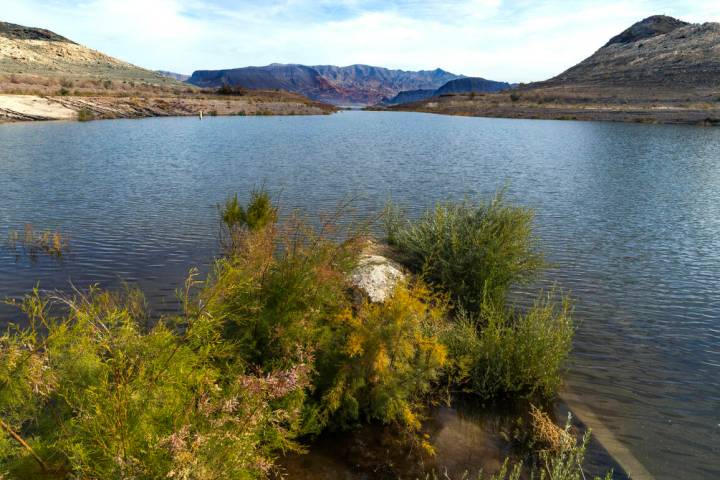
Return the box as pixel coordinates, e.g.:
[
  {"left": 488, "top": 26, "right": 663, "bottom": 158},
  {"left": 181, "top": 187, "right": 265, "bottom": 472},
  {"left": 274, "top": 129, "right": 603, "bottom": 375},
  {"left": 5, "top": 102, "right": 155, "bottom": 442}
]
[{"left": 350, "top": 247, "right": 405, "bottom": 303}]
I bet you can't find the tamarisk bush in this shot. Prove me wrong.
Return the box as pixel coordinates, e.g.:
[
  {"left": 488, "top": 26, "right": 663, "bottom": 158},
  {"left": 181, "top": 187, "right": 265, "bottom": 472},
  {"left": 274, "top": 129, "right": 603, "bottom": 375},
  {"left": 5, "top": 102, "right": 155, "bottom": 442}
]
[
  {"left": 385, "top": 192, "right": 544, "bottom": 311},
  {"left": 207, "top": 196, "right": 449, "bottom": 435},
  {"left": 0, "top": 286, "right": 309, "bottom": 479},
  {"left": 444, "top": 292, "right": 574, "bottom": 401}
]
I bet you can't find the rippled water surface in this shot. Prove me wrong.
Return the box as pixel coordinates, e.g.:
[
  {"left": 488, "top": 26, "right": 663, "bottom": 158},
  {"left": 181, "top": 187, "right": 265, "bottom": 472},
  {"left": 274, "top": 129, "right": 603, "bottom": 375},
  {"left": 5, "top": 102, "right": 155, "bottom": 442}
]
[{"left": 0, "top": 112, "right": 718, "bottom": 479}]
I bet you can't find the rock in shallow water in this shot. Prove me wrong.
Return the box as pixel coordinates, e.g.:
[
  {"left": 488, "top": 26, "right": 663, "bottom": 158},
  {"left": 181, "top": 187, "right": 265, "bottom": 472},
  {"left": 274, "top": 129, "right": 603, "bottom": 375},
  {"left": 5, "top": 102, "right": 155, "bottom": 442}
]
[{"left": 350, "top": 253, "right": 405, "bottom": 303}]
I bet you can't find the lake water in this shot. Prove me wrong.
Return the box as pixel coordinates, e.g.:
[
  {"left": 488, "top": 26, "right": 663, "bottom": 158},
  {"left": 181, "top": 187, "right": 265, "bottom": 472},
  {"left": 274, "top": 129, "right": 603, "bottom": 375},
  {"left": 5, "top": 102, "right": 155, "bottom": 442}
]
[{"left": 0, "top": 111, "right": 718, "bottom": 479}]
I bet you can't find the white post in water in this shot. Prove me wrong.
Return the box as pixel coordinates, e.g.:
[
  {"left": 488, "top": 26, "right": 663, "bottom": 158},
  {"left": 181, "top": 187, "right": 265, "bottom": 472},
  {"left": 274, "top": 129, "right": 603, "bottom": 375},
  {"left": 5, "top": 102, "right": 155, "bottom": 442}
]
[{"left": 199, "top": 110, "right": 203, "bottom": 120}]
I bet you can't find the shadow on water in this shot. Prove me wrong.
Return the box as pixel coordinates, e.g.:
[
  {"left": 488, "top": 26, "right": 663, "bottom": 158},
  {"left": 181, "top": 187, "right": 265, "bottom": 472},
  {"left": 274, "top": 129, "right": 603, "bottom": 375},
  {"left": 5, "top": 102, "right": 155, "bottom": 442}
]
[{"left": 278, "top": 397, "right": 628, "bottom": 480}]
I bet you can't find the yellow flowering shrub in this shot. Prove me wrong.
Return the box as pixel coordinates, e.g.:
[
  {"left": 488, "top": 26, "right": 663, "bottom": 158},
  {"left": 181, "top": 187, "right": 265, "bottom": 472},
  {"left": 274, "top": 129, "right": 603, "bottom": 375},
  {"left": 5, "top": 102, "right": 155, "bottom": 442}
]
[{"left": 314, "top": 281, "right": 449, "bottom": 431}]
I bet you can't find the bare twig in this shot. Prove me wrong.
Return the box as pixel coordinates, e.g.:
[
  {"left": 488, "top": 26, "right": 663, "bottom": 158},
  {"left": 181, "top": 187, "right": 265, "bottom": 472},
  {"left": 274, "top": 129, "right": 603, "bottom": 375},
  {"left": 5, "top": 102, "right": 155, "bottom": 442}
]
[{"left": 0, "top": 417, "right": 49, "bottom": 472}]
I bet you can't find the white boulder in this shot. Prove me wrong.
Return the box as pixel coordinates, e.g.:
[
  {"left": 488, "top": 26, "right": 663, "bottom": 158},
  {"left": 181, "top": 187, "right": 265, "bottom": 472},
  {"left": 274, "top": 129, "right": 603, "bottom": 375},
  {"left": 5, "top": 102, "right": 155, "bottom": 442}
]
[{"left": 350, "top": 253, "right": 405, "bottom": 303}]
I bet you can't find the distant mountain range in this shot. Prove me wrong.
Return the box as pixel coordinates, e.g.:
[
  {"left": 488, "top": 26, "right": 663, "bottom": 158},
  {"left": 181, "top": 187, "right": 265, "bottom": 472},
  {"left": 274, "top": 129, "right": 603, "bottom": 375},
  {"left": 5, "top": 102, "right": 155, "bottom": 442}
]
[
  {"left": 311, "top": 64, "right": 462, "bottom": 104},
  {"left": 187, "top": 64, "right": 465, "bottom": 105},
  {"left": 156, "top": 70, "right": 190, "bottom": 82},
  {"left": 5, "top": 14, "right": 720, "bottom": 124},
  {"left": 158, "top": 14, "right": 720, "bottom": 106},
  {"left": 382, "top": 77, "right": 512, "bottom": 106}
]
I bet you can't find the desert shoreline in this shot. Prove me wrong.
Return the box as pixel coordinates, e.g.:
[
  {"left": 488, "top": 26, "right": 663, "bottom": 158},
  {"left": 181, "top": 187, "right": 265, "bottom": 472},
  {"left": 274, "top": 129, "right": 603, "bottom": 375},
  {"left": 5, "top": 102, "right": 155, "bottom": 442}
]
[
  {"left": 370, "top": 96, "right": 720, "bottom": 126},
  {"left": 0, "top": 92, "right": 337, "bottom": 123}
]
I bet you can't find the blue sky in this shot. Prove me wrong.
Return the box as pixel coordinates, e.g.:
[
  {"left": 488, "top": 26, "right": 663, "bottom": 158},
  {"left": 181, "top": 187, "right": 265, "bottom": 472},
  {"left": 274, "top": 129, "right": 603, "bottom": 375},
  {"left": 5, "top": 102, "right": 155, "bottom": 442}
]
[{"left": 4, "top": 1, "right": 719, "bottom": 81}]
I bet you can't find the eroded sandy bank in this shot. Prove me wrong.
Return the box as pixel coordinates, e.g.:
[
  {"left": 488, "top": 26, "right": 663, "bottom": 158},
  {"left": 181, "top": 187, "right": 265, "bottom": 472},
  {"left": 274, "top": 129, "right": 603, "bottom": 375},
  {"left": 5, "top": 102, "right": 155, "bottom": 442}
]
[{"left": 0, "top": 93, "right": 337, "bottom": 122}]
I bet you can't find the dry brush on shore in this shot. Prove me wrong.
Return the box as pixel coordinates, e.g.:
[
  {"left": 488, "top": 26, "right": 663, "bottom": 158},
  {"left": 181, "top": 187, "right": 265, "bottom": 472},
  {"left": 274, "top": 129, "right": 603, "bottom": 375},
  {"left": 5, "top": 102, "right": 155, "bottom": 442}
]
[{"left": 379, "top": 87, "right": 720, "bottom": 126}]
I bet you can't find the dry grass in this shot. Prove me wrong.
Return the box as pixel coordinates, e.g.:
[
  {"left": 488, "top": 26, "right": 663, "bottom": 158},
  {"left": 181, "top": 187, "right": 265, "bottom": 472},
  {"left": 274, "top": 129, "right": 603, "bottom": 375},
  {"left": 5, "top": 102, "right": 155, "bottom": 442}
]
[
  {"left": 0, "top": 73, "right": 191, "bottom": 97},
  {"left": 5, "top": 224, "right": 69, "bottom": 258},
  {"left": 530, "top": 405, "right": 574, "bottom": 453}
]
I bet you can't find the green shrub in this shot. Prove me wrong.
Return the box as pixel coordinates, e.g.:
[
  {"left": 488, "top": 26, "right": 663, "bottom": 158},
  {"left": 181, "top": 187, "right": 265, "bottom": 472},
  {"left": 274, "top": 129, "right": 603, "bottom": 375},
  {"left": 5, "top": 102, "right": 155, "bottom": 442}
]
[
  {"left": 537, "top": 429, "right": 613, "bottom": 480},
  {"left": 425, "top": 460, "right": 523, "bottom": 480},
  {"left": 217, "top": 84, "right": 247, "bottom": 96},
  {"left": 444, "top": 291, "right": 574, "bottom": 400},
  {"left": 531, "top": 412, "right": 613, "bottom": 480},
  {"left": 0, "top": 287, "right": 307, "bottom": 479},
  {"left": 221, "top": 189, "right": 277, "bottom": 232},
  {"left": 204, "top": 217, "right": 357, "bottom": 372},
  {"left": 77, "top": 108, "right": 95, "bottom": 122},
  {"left": 205, "top": 201, "right": 369, "bottom": 371},
  {"left": 57, "top": 87, "right": 69, "bottom": 96},
  {"left": 202, "top": 212, "right": 361, "bottom": 438},
  {"left": 385, "top": 193, "right": 544, "bottom": 311}
]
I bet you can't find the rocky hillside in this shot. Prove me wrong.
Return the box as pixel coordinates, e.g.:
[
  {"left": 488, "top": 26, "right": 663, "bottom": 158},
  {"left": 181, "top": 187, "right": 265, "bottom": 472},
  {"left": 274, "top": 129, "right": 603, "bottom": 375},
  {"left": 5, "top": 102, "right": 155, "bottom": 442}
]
[
  {"left": 312, "top": 65, "right": 459, "bottom": 104},
  {"left": 386, "top": 15, "right": 720, "bottom": 125},
  {"left": 0, "top": 21, "right": 178, "bottom": 86},
  {"left": 188, "top": 64, "right": 463, "bottom": 105},
  {"left": 543, "top": 15, "right": 720, "bottom": 89},
  {"left": 435, "top": 77, "right": 510, "bottom": 95},
  {"left": 381, "top": 89, "right": 437, "bottom": 106},
  {"left": 602, "top": 15, "right": 688, "bottom": 47},
  {"left": 188, "top": 64, "right": 347, "bottom": 104},
  {"left": 382, "top": 77, "right": 511, "bottom": 106}
]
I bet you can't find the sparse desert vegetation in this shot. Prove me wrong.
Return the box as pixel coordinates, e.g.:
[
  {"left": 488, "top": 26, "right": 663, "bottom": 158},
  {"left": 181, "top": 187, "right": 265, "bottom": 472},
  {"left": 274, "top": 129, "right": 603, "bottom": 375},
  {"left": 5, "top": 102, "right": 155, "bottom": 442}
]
[{"left": 380, "top": 86, "right": 720, "bottom": 125}]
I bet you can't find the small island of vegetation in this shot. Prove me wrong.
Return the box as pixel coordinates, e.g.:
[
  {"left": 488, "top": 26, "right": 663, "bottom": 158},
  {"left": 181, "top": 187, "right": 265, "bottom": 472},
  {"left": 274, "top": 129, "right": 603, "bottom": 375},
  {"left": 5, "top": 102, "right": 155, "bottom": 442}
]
[{"left": 0, "top": 190, "right": 612, "bottom": 479}]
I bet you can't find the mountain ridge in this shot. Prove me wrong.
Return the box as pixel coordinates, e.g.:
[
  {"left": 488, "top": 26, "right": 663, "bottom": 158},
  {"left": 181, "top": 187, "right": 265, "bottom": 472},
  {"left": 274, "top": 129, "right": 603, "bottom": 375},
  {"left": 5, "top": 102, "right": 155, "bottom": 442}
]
[
  {"left": 543, "top": 15, "right": 720, "bottom": 88},
  {"left": 381, "top": 77, "right": 512, "bottom": 106},
  {"left": 435, "top": 77, "right": 511, "bottom": 95},
  {"left": 188, "top": 63, "right": 465, "bottom": 105},
  {"left": 0, "top": 21, "right": 74, "bottom": 43},
  {"left": 603, "top": 15, "right": 689, "bottom": 47}
]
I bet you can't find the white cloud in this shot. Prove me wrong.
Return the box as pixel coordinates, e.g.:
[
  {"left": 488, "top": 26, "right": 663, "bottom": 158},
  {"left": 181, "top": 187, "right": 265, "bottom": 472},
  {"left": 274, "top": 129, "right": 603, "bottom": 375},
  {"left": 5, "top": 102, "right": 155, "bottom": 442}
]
[{"left": 3, "top": 0, "right": 720, "bottom": 82}]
